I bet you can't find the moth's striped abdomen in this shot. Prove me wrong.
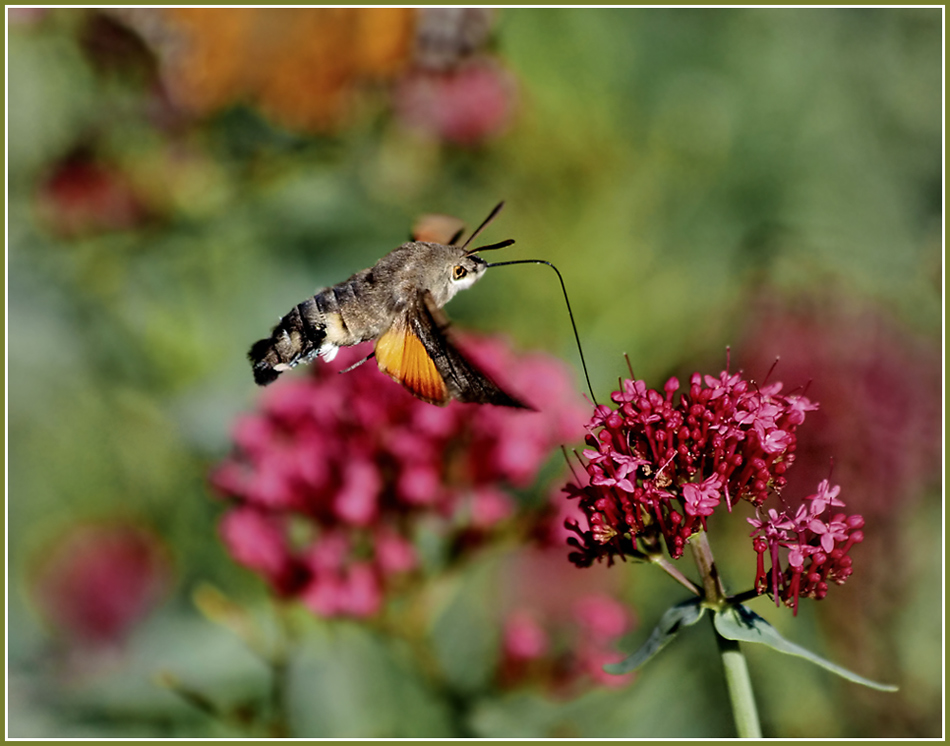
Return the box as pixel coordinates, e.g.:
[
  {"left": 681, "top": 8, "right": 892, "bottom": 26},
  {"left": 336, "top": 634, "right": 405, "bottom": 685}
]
[{"left": 248, "top": 295, "right": 329, "bottom": 385}]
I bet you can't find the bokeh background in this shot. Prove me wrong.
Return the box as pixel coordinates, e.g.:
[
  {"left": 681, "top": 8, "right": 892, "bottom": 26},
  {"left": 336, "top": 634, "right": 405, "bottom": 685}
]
[{"left": 7, "top": 7, "right": 943, "bottom": 738}]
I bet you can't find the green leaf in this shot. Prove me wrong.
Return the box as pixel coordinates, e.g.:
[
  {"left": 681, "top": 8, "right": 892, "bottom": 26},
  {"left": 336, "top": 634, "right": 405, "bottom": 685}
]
[
  {"left": 714, "top": 604, "right": 898, "bottom": 692},
  {"left": 604, "top": 598, "right": 705, "bottom": 675}
]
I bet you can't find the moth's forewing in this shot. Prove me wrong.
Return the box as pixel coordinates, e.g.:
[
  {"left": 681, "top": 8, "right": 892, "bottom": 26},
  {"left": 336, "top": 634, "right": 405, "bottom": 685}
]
[{"left": 409, "top": 292, "right": 532, "bottom": 409}]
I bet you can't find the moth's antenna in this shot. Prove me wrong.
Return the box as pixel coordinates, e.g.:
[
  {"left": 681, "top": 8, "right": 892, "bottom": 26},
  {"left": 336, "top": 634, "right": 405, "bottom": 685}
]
[
  {"left": 470, "top": 238, "right": 515, "bottom": 254},
  {"left": 485, "top": 258, "right": 597, "bottom": 405},
  {"left": 460, "top": 201, "right": 505, "bottom": 253}
]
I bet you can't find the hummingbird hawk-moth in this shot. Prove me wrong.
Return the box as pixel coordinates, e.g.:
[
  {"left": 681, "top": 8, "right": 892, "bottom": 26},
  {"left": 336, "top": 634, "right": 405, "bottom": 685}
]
[{"left": 248, "top": 202, "right": 529, "bottom": 408}]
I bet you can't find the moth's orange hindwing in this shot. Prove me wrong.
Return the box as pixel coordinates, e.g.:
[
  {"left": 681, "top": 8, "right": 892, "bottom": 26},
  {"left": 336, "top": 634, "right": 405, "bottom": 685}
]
[{"left": 375, "top": 322, "right": 450, "bottom": 405}]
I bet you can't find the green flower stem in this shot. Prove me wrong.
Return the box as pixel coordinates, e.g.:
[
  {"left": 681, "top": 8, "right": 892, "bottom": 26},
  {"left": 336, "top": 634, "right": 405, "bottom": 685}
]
[
  {"left": 715, "top": 627, "right": 762, "bottom": 738},
  {"left": 688, "top": 530, "right": 726, "bottom": 603},
  {"left": 690, "top": 531, "right": 762, "bottom": 738},
  {"left": 651, "top": 554, "right": 702, "bottom": 596}
]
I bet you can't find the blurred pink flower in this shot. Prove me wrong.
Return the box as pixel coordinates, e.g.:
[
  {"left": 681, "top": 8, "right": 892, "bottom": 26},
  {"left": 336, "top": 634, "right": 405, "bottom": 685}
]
[
  {"left": 218, "top": 507, "right": 303, "bottom": 594},
  {"left": 498, "top": 586, "right": 635, "bottom": 694},
  {"left": 503, "top": 610, "right": 550, "bottom": 661},
  {"left": 493, "top": 494, "right": 637, "bottom": 695},
  {"left": 393, "top": 57, "right": 517, "bottom": 145},
  {"left": 31, "top": 522, "right": 172, "bottom": 648},
  {"left": 211, "top": 335, "right": 587, "bottom": 619},
  {"left": 736, "top": 299, "right": 941, "bottom": 518},
  {"left": 573, "top": 593, "right": 630, "bottom": 642},
  {"left": 735, "top": 298, "right": 940, "bottom": 625},
  {"left": 470, "top": 486, "right": 516, "bottom": 528},
  {"left": 374, "top": 528, "right": 417, "bottom": 576}
]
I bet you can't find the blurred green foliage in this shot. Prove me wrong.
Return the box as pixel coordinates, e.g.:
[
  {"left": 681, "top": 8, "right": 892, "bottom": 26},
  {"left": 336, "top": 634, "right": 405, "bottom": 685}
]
[{"left": 7, "top": 8, "right": 942, "bottom": 738}]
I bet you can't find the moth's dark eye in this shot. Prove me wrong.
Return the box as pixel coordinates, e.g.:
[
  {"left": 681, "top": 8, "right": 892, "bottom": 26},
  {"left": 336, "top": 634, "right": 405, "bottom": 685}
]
[{"left": 452, "top": 265, "right": 468, "bottom": 280}]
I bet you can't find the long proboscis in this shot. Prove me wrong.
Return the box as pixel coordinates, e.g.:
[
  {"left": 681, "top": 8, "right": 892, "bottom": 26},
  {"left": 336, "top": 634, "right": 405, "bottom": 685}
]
[{"left": 485, "top": 259, "right": 597, "bottom": 405}]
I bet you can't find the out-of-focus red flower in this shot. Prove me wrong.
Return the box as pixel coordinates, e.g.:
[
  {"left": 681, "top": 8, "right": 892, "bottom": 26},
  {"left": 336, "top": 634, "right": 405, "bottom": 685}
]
[
  {"left": 503, "top": 610, "right": 550, "bottom": 661},
  {"left": 736, "top": 297, "right": 940, "bottom": 684},
  {"left": 393, "top": 58, "right": 517, "bottom": 145},
  {"left": 736, "top": 299, "right": 941, "bottom": 518},
  {"left": 493, "top": 492, "right": 637, "bottom": 695},
  {"left": 35, "top": 151, "right": 151, "bottom": 238},
  {"left": 31, "top": 522, "right": 172, "bottom": 648},
  {"left": 211, "top": 335, "right": 587, "bottom": 619}
]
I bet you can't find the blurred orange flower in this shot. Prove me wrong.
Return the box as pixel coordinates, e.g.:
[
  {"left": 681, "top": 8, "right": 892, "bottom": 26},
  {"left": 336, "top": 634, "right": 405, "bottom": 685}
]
[{"left": 111, "top": 8, "right": 497, "bottom": 134}]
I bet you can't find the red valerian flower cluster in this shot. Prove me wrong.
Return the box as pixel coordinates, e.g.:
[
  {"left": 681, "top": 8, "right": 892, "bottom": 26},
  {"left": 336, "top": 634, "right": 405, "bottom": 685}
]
[
  {"left": 211, "top": 336, "right": 587, "bottom": 618},
  {"left": 31, "top": 522, "right": 172, "bottom": 648},
  {"left": 748, "top": 479, "right": 864, "bottom": 614},
  {"left": 564, "top": 369, "right": 864, "bottom": 613}
]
